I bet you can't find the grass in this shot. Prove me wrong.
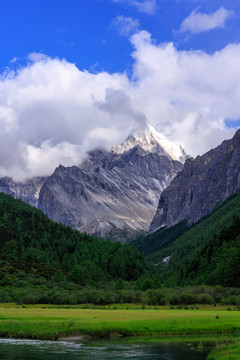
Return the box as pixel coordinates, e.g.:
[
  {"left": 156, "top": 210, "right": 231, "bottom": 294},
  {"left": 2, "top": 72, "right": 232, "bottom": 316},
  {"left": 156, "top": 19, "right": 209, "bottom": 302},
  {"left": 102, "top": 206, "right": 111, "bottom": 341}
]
[
  {"left": 207, "top": 341, "right": 240, "bottom": 360},
  {"left": 0, "top": 304, "right": 239, "bottom": 340}
]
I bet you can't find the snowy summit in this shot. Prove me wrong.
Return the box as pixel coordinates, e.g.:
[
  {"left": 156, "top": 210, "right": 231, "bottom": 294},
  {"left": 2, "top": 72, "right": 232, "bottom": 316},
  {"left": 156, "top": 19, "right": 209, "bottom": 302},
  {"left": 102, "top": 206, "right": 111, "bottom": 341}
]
[{"left": 112, "top": 125, "right": 188, "bottom": 163}]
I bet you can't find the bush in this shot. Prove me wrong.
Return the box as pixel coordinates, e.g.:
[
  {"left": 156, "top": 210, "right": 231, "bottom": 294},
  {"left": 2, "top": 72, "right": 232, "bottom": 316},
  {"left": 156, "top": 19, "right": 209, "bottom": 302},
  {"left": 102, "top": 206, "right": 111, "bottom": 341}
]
[
  {"left": 196, "top": 293, "right": 214, "bottom": 304},
  {"left": 169, "top": 294, "right": 181, "bottom": 305},
  {"left": 221, "top": 296, "right": 240, "bottom": 305},
  {"left": 179, "top": 292, "right": 196, "bottom": 305}
]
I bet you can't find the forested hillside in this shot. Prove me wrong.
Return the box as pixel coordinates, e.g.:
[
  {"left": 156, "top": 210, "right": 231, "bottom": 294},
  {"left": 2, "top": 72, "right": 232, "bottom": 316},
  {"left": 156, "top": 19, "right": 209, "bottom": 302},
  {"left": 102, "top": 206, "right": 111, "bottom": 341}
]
[
  {"left": 137, "top": 193, "right": 240, "bottom": 287},
  {"left": 184, "top": 216, "right": 240, "bottom": 287},
  {"left": 131, "top": 220, "right": 189, "bottom": 256},
  {"left": 1, "top": 192, "right": 240, "bottom": 306},
  {"left": 0, "top": 192, "right": 147, "bottom": 285}
]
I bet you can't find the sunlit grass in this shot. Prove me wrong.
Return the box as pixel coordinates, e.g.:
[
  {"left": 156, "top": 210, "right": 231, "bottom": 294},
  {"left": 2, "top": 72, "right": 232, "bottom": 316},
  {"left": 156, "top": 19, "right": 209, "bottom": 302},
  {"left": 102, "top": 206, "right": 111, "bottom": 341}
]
[
  {"left": 207, "top": 341, "right": 240, "bottom": 360},
  {"left": 0, "top": 305, "right": 239, "bottom": 340}
]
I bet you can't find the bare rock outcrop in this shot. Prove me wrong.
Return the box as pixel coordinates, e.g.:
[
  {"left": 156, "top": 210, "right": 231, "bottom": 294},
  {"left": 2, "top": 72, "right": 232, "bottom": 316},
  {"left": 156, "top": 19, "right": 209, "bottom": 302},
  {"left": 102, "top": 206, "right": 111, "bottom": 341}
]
[{"left": 149, "top": 129, "right": 240, "bottom": 233}]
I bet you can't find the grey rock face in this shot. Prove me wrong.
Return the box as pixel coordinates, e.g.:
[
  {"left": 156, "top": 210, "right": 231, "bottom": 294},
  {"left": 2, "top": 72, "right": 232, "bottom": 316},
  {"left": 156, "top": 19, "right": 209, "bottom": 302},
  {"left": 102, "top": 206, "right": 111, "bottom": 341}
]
[
  {"left": 38, "top": 130, "right": 183, "bottom": 240},
  {"left": 149, "top": 129, "right": 240, "bottom": 233},
  {"left": 0, "top": 176, "right": 46, "bottom": 207},
  {"left": 0, "top": 126, "right": 184, "bottom": 240}
]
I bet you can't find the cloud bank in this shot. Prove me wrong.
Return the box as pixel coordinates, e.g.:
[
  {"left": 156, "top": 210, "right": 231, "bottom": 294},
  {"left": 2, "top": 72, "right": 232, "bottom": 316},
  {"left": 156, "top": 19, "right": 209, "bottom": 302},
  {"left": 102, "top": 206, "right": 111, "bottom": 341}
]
[
  {"left": 180, "top": 7, "right": 233, "bottom": 34},
  {"left": 0, "top": 31, "right": 239, "bottom": 180}
]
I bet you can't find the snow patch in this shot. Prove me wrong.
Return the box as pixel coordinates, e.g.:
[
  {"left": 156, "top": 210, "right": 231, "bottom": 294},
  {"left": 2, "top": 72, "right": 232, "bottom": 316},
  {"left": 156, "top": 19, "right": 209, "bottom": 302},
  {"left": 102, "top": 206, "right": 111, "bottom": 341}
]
[
  {"left": 112, "top": 124, "right": 187, "bottom": 163},
  {"left": 163, "top": 256, "right": 171, "bottom": 264}
]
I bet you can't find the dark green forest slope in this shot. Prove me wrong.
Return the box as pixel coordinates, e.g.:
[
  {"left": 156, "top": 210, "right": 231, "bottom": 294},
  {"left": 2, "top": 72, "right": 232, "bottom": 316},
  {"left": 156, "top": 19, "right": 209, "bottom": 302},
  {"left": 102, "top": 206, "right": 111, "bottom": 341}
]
[
  {"left": 184, "top": 216, "right": 240, "bottom": 287},
  {"left": 131, "top": 220, "right": 189, "bottom": 256},
  {"left": 0, "top": 192, "right": 147, "bottom": 285},
  {"left": 1, "top": 191, "right": 240, "bottom": 306},
  {"left": 138, "top": 193, "right": 240, "bottom": 287}
]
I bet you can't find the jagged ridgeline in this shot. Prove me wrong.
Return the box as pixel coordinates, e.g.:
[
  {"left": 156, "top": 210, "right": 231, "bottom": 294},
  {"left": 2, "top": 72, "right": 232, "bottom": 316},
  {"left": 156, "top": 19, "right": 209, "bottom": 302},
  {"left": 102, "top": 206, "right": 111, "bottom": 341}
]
[
  {"left": 0, "top": 193, "right": 147, "bottom": 283},
  {"left": 0, "top": 125, "right": 186, "bottom": 242},
  {"left": 150, "top": 128, "right": 240, "bottom": 232}
]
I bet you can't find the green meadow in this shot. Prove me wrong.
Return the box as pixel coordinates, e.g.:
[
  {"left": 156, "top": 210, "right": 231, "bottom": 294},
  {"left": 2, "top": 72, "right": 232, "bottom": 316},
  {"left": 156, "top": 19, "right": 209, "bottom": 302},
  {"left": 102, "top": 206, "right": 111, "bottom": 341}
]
[
  {"left": 207, "top": 341, "right": 240, "bottom": 360},
  {"left": 0, "top": 304, "right": 239, "bottom": 340}
]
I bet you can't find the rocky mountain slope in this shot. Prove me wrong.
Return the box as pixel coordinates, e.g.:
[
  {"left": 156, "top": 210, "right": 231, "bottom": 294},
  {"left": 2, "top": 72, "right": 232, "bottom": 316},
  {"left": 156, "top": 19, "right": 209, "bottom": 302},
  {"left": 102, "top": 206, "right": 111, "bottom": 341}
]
[
  {"left": 149, "top": 128, "right": 240, "bottom": 233},
  {"left": 38, "top": 126, "right": 184, "bottom": 240},
  {"left": 0, "top": 176, "right": 46, "bottom": 207}
]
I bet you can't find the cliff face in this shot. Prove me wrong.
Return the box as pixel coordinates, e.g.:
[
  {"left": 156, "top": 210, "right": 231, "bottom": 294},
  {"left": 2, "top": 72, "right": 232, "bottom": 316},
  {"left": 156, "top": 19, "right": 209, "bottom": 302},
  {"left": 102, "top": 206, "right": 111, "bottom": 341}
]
[
  {"left": 38, "top": 127, "right": 184, "bottom": 240},
  {"left": 149, "top": 129, "right": 240, "bottom": 233},
  {"left": 38, "top": 145, "right": 183, "bottom": 240},
  {"left": 0, "top": 126, "right": 185, "bottom": 241},
  {"left": 0, "top": 177, "right": 46, "bottom": 207}
]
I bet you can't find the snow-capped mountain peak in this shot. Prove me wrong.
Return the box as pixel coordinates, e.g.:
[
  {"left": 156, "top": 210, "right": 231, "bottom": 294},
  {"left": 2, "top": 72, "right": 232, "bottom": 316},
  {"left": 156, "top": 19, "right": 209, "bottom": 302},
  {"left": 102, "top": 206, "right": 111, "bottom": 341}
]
[{"left": 112, "top": 124, "right": 187, "bottom": 163}]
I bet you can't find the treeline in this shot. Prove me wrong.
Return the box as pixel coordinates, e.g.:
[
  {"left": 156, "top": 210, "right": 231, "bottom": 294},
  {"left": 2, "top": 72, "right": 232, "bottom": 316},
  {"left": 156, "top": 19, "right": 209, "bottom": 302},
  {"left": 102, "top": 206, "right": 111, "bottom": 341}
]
[
  {"left": 0, "top": 281, "right": 240, "bottom": 306},
  {"left": 0, "top": 193, "right": 147, "bottom": 284}
]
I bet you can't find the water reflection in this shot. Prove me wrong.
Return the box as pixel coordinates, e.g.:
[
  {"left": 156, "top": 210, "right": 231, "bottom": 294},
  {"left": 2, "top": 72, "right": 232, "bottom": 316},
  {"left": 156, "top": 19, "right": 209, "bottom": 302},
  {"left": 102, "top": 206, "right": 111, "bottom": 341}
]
[{"left": 0, "top": 338, "right": 216, "bottom": 360}]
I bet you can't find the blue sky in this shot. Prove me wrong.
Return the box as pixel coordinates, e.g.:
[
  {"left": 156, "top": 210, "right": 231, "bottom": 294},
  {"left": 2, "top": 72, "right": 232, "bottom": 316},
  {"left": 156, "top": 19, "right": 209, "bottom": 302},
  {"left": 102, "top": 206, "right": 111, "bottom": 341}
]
[
  {"left": 0, "top": 0, "right": 240, "bottom": 179},
  {"left": 1, "top": 0, "right": 239, "bottom": 73}
]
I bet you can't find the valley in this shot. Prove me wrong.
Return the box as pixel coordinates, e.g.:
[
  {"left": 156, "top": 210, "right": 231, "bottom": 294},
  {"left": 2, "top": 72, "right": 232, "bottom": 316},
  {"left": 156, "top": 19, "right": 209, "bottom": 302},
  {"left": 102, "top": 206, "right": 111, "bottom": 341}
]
[
  {"left": 0, "top": 128, "right": 239, "bottom": 359},
  {"left": 1, "top": 0, "right": 240, "bottom": 357}
]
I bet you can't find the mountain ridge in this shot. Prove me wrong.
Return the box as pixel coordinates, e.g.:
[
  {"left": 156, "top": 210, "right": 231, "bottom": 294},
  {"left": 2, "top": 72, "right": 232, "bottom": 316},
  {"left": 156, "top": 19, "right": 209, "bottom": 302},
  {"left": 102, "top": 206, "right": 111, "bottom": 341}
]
[
  {"left": 0, "top": 125, "right": 186, "bottom": 240},
  {"left": 39, "top": 144, "right": 183, "bottom": 239},
  {"left": 37, "top": 126, "right": 184, "bottom": 240},
  {"left": 149, "top": 128, "right": 240, "bottom": 233},
  {"left": 111, "top": 125, "right": 188, "bottom": 163},
  {"left": 0, "top": 176, "right": 46, "bottom": 207}
]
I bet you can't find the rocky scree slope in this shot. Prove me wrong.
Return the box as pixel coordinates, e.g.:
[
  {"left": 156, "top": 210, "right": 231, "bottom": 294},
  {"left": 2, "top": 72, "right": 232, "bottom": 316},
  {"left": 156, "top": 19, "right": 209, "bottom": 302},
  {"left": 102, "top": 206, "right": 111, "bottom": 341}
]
[
  {"left": 149, "top": 128, "right": 240, "bottom": 233},
  {"left": 38, "top": 127, "right": 184, "bottom": 240}
]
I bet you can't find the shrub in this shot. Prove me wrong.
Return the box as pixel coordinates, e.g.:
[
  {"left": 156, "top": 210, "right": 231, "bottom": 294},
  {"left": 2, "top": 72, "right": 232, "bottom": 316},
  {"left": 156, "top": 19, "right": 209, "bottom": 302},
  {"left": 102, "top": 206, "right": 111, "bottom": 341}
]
[{"left": 196, "top": 293, "right": 214, "bottom": 304}]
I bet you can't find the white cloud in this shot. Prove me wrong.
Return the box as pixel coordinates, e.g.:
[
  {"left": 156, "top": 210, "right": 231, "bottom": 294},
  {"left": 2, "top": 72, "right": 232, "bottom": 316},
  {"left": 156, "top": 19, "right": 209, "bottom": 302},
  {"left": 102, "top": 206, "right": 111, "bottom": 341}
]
[
  {"left": 180, "top": 7, "right": 233, "bottom": 34},
  {"left": 0, "top": 57, "right": 133, "bottom": 180},
  {"left": 130, "top": 31, "right": 239, "bottom": 154},
  {"left": 131, "top": 0, "right": 157, "bottom": 15},
  {"left": 28, "top": 52, "right": 50, "bottom": 62},
  {"left": 112, "top": 0, "right": 157, "bottom": 15},
  {"left": 10, "top": 57, "right": 20, "bottom": 64},
  {"left": 112, "top": 15, "right": 140, "bottom": 36},
  {"left": 0, "top": 31, "right": 240, "bottom": 180}
]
